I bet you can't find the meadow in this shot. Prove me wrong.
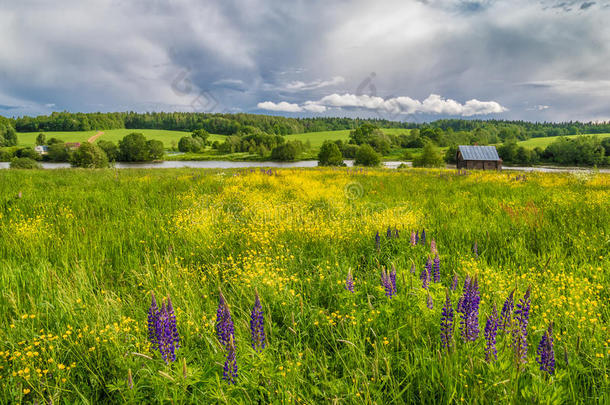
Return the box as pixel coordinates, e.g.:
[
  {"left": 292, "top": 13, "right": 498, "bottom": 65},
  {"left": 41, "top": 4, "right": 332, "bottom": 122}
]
[
  {"left": 517, "top": 133, "right": 610, "bottom": 149},
  {"left": 0, "top": 168, "right": 608, "bottom": 403}
]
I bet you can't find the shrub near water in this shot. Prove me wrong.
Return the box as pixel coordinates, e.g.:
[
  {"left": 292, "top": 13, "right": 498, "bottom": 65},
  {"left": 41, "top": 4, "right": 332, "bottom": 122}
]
[{"left": 0, "top": 168, "right": 608, "bottom": 403}]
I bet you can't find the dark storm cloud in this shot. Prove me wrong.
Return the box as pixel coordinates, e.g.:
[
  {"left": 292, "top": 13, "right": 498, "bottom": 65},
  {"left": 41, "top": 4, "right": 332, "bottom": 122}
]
[{"left": 0, "top": 0, "right": 609, "bottom": 121}]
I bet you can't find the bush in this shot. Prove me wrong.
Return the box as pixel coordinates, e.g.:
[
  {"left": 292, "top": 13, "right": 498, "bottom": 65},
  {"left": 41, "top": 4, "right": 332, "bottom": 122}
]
[
  {"left": 10, "top": 157, "right": 41, "bottom": 169},
  {"left": 119, "top": 133, "right": 150, "bottom": 162},
  {"left": 16, "top": 147, "right": 41, "bottom": 160},
  {"left": 71, "top": 142, "right": 109, "bottom": 168},
  {"left": 354, "top": 144, "right": 381, "bottom": 167},
  {"left": 413, "top": 142, "right": 444, "bottom": 168},
  {"left": 0, "top": 124, "right": 17, "bottom": 147},
  {"left": 0, "top": 148, "right": 15, "bottom": 161},
  {"left": 342, "top": 144, "right": 359, "bottom": 159},
  {"left": 191, "top": 129, "right": 210, "bottom": 145},
  {"left": 47, "top": 137, "right": 65, "bottom": 145},
  {"left": 147, "top": 140, "right": 165, "bottom": 160},
  {"left": 178, "top": 137, "right": 203, "bottom": 153},
  {"left": 271, "top": 142, "right": 298, "bottom": 161},
  {"left": 47, "top": 143, "right": 71, "bottom": 162},
  {"left": 36, "top": 133, "right": 47, "bottom": 145},
  {"left": 97, "top": 140, "right": 119, "bottom": 161},
  {"left": 318, "top": 141, "right": 344, "bottom": 166}
]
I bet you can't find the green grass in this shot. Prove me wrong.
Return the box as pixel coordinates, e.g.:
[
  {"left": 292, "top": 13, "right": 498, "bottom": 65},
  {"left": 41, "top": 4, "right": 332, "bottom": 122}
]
[
  {"left": 285, "top": 128, "right": 410, "bottom": 148},
  {"left": 518, "top": 133, "right": 610, "bottom": 149},
  {"left": 17, "top": 129, "right": 227, "bottom": 149},
  {"left": 0, "top": 168, "right": 608, "bottom": 403}
]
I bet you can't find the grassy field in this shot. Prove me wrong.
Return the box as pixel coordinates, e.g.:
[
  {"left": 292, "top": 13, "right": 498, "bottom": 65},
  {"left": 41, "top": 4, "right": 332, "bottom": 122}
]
[
  {"left": 17, "top": 129, "right": 227, "bottom": 149},
  {"left": 0, "top": 168, "right": 608, "bottom": 403},
  {"left": 518, "top": 133, "right": 610, "bottom": 149},
  {"left": 285, "top": 128, "right": 410, "bottom": 148}
]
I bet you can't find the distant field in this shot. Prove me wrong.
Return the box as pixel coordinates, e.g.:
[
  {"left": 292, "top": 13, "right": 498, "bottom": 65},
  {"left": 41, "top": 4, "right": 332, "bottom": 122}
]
[
  {"left": 518, "top": 133, "right": 610, "bottom": 149},
  {"left": 286, "top": 128, "right": 410, "bottom": 148},
  {"left": 17, "top": 129, "right": 226, "bottom": 148}
]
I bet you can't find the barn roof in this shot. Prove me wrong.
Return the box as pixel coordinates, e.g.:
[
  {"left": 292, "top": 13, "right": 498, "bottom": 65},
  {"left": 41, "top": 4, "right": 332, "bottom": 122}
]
[{"left": 458, "top": 145, "right": 500, "bottom": 161}]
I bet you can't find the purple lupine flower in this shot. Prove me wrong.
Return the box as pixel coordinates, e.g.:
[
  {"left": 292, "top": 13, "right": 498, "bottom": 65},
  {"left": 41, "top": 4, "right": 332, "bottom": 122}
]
[
  {"left": 415, "top": 231, "right": 420, "bottom": 244},
  {"left": 389, "top": 264, "right": 397, "bottom": 294},
  {"left": 498, "top": 290, "right": 515, "bottom": 333},
  {"left": 250, "top": 292, "right": 266, "bottom": 352},
  {"left": 380, "top": 268, "right": 395, "bottom": 298},
  {"left": 394, "top": 228, "right": 399, "bottom": 238},
  {"left": 484, "top": 305, "right": 499, "bottom": 362},
  {"left": 451, "top": 273, "right": 459, "bottom": 291},
  {"left": 386, "top": 226, "right": 392, "bottom": 238},
  {"left": 375, "top": 231, "right": 380, "bottom": 250},
  {"left": 165, "top": 297, "right": 180, "bottom": 362},
  {"left": 457, "top": 276, "right": 480, "bottom": 342},
  {"left": 537, "top": 322, "right": 555, "bottom": 375},
  {"left": 421, "top": 229, "right": 426, "bottom": 244},
  {"left": 473, "top": 241, "right": 478, "bottom": 258},
  {"left": 420, "top": 266, "right": 430, "bottom": 290},
  {"left": 216, "top": 290, "right": 235, "bottom": 348},
  {"left": 433, "top": 254, "right": 441, "bottom": 283},
  {"left": 345, "top": 269, "right": 354, "bottom": 293},
  {"left": 440, "top": 289, "right": 454, "bottom": 351},
  {"left": 513, "top": 287, "right": 531, "bottom": 365},
  {"left": 223, "top": 336, "right": 238, "bottom": 384},
  {"left": 410, "top": 231, "right": 416, "bottom": 246},
  {"left": 147, "top": 293, "right": 160, "bottom": 349},
  {"left": 426, "top": 292, "right": 434, "bottom": 309},
  {"left": 430, "top": 238, "right": 437, "bottom": 255}
]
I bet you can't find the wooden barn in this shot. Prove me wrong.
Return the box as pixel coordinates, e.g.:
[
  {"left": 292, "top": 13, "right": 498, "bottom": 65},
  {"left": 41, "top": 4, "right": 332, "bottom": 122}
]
[{"left": 456, "top": 145, "right": 502, "bottom": 170}]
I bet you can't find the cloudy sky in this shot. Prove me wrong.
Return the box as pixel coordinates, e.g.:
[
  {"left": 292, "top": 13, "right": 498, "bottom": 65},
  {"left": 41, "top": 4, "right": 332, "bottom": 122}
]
[{"left": 1, "top": 0, "right": 609, "bottom": 122}]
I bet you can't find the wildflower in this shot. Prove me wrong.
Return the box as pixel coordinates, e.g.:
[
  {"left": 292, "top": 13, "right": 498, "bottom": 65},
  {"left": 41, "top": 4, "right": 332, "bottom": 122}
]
[
  {"left": 537, "top": 322, "right": 555, "bottom": 375},
  {"left": 473, "top": 241, "right": 478, "bottom": 258},
  {"left": 394, "top": 228, "right": 399, "bottom": 238},
  {"left": 380, "top": 268, "right": 395, "bottom": 298},
  {"left": 431, "top": 238, "right": 437, "bottom": 255},
  {"left": 216, "top": 290, "right": 235, "bottom": 348},
  {"left": 421, "top": 229, "right": 426, "bottom": 244},
  {"left": 389, "top": 264, "right": 397, "bottom": 294},
  {"left": 498, "top": 290, "right": 515, "bottom": 333},
  {"left": 427, "top": 293, "right": 434, "bottom": 309},
  {"left": 451, "top": 273, "right": 459, "bottom": 291},
  {"left": 457, "top": 276, "right": 480, "bottom": 342},
  {"left": 415, "top": 231, "right": 420, "bottom": 244},
  {"left": 250, "top": 291, "right": 266, "bottom": 352},
  {"left": 440, "top": 289, "right": 454, "bottom": 351},
  {"left": 484, "top": 305, "right": 499, "bottom": 362},
  {"left": 345, "top": 269, "right": 354, "bottom": 293},
  {"left": 386, "top": 226, "right": 392, "bottom": 238},
  {"left": 223, "top": 336, "right": 238, "bottom": 384},
  {"left": 433, "top": 254, "right": 440, "bottom": 283},
  {"left": 410, "top": 231, "right": 416, "bottom": 246},
  {"left": 420, "top": 266, "right": 430, "bottom": 290},
  {"left": 513, "top": 287, "right": 532, "bottom": 365},
  {"left": 375, "top": 231, "right": 380, "bottom": 250},
  {"left": 147, "top": 294, "right": 180, "bottom": 363}
]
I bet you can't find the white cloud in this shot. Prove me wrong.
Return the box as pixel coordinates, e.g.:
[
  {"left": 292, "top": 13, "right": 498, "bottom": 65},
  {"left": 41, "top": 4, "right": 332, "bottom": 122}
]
[
  {"left": 284, "top": 76, "right": 346, "bottom": 91},
  {"left": 258, "top": 93, "right": 507, "bottom": 116}
]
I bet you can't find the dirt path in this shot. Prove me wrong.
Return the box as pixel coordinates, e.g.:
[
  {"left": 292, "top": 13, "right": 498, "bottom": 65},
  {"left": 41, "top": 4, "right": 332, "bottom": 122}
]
[{"left": 87, "top": 131, "right": 104, "bottom": 143}]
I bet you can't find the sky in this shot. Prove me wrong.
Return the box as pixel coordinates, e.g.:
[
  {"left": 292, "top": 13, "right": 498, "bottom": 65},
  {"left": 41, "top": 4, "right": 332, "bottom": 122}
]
[{"left": 1, "top": 0, "right": 609, "bottom": 122}]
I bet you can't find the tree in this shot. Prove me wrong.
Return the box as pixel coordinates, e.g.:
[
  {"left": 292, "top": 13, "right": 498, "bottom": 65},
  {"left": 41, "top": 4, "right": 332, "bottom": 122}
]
[
  {"left": 413, "top": 141, "right": 444, "bottom": 167},
  {"left": 178, "top": 136, "right": 203, "bottom": 153},
  {"left": 47, "top": 137, "right": 65, "bottom": 145},
  {"left": 147, "top": 140, "right": 165, "bottom": 160},
  {"left": 271, "top": 142, "right": 298, "bottom": 161},
  {"left": 349, "top": 123, "right": 383, "bottom": 145},
  {"left": 16, "top": 147, "right": 41, "bottom": 160},
  {"left": 47, "top": 143, "right": 70, "bottom": 162},
  {"left": 444, "top": 145, "right": 459, "bottom": 164},
  {"left": 119, "top": 133, "right": 150, "bottom": 162},
  {"left": 97, "top": 140, "right": 119, "bottom": 161},
  {"left": 318, "top": 141, "right": 344, "bottom": 166},
  {"left": 0, "top": 124, "right": 17, "bottom": 147},
  {"left": 36, "top": 133, "right": 47, "bottom": 145},
  {"left": 10, "top": 157, "right": 41, "bottom": 169},
  {"left": 191, "top": 129, "right": 209, "bottom": 145},
  {"left": 71, "top": 142, "right": 109, "bottom": 168},
  {"left": 354, "top": 144, "right": 381, "bottom": 167}
]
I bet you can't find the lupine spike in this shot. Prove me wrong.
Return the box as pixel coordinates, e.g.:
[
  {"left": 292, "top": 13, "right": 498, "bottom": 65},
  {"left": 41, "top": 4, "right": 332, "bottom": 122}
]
[
  {"left": 433, "top": 254, "right": 441, "bottom": 283},
  {"left": 410, "top": 231, "right": 416, "bottom": 246},
  {"left": 513, "top": 287, "right": 532, "bottom": 365},
  {"left": 147, "top": 292, "right": 159, "bottom": 349},
  {"left": 380, "top": 267, "right": 394, "bottom": 298},
  {"left": 484, "top": 305, "right": 499, "bottom": 362},
  {"left": 426, "top": 292, "right": 434, "bottom": 309},
  {"left": 223, "top": 336, "right": 238, "bottom": 384},
  {"left": 216, "top": 289, "right": 235, "bottom": 348},
  {"left": 386, "top": 226, "right": 392, "bottom": 238},
  {"left": 499, "top": 290, "right": 515, "bottom": 333},
  {"left": 394, "top": 228, "right": 399, "bottom": 238},
  {"left": 375, "top": 231, "right": 380, "bottom": 250},
  {"left": 147, "top": 293, "right": 180, "bottom": 364},
  {"left": 457, "top": 276, "right": 480, "bottom": 342},
  {"left": 345, "top": 269, "right": 354, "bottom": 293},
  {"left": 537, "top": 322, "right": 555, "bottom": 375},
  {"left": 415, "top": 231, "right": 420, "bottom": 244},
  {"left": 389, "top": 264, "right": 397, "bottom": 294},
  {"left": 473, "top": 241, "right": 478, "bottom": 258},
  {"left": 420, "top": 266, "right": 430, "bottom": 290},
  {"left": 430, "top": 238, "right": 437, "bottom": 255},
  {"left": 440, "top": 289, "right": 454, "bottom": 351},
  {"left": 421, "top": 229, "right": 426, "bottom": 244},
  {"left": 250, "top": 291, "right": 266, "bottom": 352}
]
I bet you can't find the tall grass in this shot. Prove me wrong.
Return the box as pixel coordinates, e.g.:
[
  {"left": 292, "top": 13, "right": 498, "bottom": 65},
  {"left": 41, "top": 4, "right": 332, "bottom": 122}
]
[{"left": 0, "top": 168, "right": 608, "bottom": 403}]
